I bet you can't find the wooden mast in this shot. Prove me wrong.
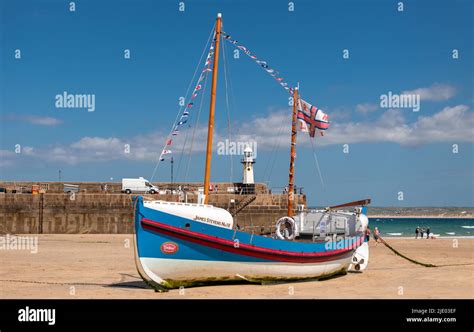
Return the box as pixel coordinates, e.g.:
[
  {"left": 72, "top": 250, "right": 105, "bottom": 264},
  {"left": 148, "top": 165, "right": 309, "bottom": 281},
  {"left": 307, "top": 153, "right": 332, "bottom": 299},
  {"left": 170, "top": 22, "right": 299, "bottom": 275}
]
[
  {"left": 203, "top": 13, "right": 222, "bottom": 204},
  {"left": 287, "top": 87, "right": 299, "bottom": 217}
]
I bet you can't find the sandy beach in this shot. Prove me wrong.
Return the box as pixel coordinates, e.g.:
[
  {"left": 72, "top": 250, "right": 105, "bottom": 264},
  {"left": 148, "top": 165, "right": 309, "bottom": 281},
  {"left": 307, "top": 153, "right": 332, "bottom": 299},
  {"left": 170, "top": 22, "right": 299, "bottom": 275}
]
[{"left": 0, "top": 234, "right": 472, "bottom": 299}]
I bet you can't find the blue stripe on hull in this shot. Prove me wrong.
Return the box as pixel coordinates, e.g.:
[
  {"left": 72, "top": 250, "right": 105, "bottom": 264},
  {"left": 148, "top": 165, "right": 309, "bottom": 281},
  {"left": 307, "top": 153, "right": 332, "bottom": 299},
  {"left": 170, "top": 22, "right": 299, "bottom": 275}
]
[
  {"left": 139, "top": 223, "right": 273, "bottom": 262},
  {"left": 134, "top": 196, "right": 362, "bottom": 263}
]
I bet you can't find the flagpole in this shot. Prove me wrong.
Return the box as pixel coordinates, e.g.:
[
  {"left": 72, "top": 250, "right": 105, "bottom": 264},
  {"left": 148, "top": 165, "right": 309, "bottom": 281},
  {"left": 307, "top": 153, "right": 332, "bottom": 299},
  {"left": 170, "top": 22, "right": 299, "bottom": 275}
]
[
  {"left": 287, "top": 87, "right": 299, "bottom": 217},
  {"left": 203, "top": 13, "right": 222, "bottom": 204}
]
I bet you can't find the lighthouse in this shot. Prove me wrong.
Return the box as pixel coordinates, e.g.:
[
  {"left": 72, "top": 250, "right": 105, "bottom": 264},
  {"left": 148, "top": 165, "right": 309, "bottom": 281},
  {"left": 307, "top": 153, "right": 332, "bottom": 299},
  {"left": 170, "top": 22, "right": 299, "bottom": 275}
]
[{"left": 241, "top": 146, "right": 255, "bottom": 184}]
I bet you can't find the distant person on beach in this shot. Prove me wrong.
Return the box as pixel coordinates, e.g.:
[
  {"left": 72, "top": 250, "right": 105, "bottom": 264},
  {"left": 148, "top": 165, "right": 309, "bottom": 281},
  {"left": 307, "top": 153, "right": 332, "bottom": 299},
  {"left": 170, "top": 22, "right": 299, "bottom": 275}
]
[
  {"left": 420, "top": 227, "right": 425, "bottom": 239},
  {"left": 415, "top": 227, "right": 420, "bottom": 239},
  {"left": 426, "top": 227, "right": 430, "bottom": 239},
  {"left": 373, "top": 227, "right": 380, "bottom": 245},
  {"left": 365, "top": 227, "right": 371, "bottom": 242}
]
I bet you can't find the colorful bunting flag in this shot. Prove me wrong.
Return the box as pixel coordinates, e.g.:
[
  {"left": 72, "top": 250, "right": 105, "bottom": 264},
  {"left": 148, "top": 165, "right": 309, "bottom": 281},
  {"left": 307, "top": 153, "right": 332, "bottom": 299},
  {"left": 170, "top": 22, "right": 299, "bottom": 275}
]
[
  {"left": 158, "top": 39, "right": 215, "bottom": 163},
  {"left": 222, "top": 31, "right": 329, "bottom": 138}
]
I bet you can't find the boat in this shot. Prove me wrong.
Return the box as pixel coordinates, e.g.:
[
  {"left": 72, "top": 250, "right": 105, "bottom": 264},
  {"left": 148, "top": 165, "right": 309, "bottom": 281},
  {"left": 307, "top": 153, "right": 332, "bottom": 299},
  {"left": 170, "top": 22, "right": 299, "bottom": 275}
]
[{"left": 133, "top": 13, "right": 371, "bottom": 291}]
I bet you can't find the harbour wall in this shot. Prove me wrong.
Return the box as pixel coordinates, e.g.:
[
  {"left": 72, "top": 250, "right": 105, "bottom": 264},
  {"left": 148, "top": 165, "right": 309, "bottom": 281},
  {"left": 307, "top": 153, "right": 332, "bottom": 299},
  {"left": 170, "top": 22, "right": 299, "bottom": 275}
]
[
  {"left": 0, "top": 182, "right": 306, "bottom": 234},
  {"left": 0, "top": 181, "right": 270, "bottom": 194}
]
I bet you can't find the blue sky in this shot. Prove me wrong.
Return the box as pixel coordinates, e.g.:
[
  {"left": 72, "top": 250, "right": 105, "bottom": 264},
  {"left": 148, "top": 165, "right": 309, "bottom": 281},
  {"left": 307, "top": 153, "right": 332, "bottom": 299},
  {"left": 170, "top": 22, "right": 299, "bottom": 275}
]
[{"left": 0, "top": 0, "right": 473, "bottom": 207}]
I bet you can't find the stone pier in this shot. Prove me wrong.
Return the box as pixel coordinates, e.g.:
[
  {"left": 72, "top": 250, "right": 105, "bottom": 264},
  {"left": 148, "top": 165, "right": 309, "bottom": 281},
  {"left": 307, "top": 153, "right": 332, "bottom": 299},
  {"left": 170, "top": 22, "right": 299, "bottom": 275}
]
[{"left": 0, "top": 182, "right": 306, "bottom": 234}]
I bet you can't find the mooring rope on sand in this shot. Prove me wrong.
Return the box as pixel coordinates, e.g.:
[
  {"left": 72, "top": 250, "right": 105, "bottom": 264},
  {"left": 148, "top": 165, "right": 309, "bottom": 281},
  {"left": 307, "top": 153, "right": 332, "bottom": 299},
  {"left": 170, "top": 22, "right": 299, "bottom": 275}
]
[
  {"left": 0, "top": 278, "right": 148, "bottom": 289},
  {"left": 378, "top": 237, "right": 437, "bottom": 267},
  {"left": 378, "top": 237, "right": 474, "bottom": 268},
  {"left": 0, "top": 279, "right": 108, "bottom": 287}
]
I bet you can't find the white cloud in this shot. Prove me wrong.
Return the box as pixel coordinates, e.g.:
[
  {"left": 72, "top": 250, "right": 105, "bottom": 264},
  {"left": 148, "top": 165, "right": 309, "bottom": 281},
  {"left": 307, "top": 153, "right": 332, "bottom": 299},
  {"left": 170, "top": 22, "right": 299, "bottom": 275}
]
[
  {"left": 2, "top": 127, "right": 211, "bottom": 165},
  {"left": 402, "top": 83, "right": 456, "bottom": 102},
  {"left": 355, "top": 103, "right": 378, "bottom": 114},
  {"left": 22, "top": 146, "right": 35, "bottom": 155},
  {"left": 326, "top": 106, "right": 353, "bottom": 121},
  {"left": 0, "top": 147, "right": 36, "bottom": 167},
  {"left": 234, "top": 105, "right": 473, "bottom": 148},
  {"left": 410, "top": 105, "right": 474, "bottom": 144},
  {"left": 5, "top": 114, "right": 63, "bottom": 126},
  {"left": 1, "top": 105, "right": 472, "bottom": 167},
  {"left": 230, "top": 111, "right": 291, "bottom": 151},
  {"left": 308, "top": 105, "right": 473, "bottom": 146}
]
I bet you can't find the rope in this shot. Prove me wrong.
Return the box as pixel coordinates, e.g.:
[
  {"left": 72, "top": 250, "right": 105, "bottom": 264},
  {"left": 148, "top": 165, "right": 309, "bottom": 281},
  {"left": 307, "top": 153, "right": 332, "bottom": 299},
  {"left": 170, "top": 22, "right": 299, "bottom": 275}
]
[
  {"left": 309, "top": 136, "right": 325, "bottom": 190},
  {"left": 263, "top": 121, "right": 286, "bottom": 185},
  {"left": 378, "top": 236, "right": 437, "bottom": 267},
  {"left": 0, "top": 279, "right": 146, "bottom": 289},
  {"left": 0, "top": 279, "right": 108, "bottom": 286},
  {"left": 221, "top": 25, "right": 234, "bottom": 183},
  {"left": 183, "top": 70, "right": 210, "bottom": 182},
  {"left": 174, "top": 123, "right": 191, "bottom": 182},
  {"left": 150, "top": 24, "right": 215, "bottom": 181},
  {"left": 221, "top": 31, "right": 294, "bottom": 96},
  {"left": 262, "top": 108, "right": 290, "bottom": 184},
  {"left": 376, "top": 236, "right": 474, "bottom": 268}
]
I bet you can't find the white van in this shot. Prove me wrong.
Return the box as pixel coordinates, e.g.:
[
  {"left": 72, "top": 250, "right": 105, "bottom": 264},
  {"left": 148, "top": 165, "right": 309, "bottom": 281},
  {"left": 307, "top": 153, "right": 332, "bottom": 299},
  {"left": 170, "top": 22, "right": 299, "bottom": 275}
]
[{"left": 122, "top": 177, "right": 159, "bottom": 194}]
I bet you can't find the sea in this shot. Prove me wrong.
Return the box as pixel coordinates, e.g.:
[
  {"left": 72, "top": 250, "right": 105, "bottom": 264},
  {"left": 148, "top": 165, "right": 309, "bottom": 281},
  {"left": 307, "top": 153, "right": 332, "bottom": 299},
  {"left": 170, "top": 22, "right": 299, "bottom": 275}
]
[{"left": 368, "top": 218, "right": 474, "bottom": 238}]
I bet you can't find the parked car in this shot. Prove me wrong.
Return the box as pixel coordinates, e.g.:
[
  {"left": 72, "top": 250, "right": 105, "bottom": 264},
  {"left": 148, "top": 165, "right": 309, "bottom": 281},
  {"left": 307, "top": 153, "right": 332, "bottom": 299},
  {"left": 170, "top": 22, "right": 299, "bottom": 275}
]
[{"left": 122, "top": 177, "right": 159, "bottom": 194}]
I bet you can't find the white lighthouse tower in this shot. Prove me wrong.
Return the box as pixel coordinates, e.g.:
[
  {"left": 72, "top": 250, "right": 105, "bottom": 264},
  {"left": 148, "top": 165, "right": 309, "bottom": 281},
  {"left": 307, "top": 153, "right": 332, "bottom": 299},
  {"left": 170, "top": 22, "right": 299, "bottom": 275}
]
[{"left": 241, "top": 146, "right": 255, "bottom": 184}]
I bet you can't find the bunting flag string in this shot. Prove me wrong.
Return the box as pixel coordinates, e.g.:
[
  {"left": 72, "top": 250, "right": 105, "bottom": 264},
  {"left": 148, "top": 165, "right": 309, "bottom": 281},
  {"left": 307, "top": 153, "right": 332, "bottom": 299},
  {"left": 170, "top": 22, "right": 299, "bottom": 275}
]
[
  {"left": 221, "top": 32, "right": 294, "bottom": 96},
  {"left": 159, "top": 40, "right": 215, "bottom": 161},
  {"left": 222, "top": 31, "right": 330, "bottom": 136}
]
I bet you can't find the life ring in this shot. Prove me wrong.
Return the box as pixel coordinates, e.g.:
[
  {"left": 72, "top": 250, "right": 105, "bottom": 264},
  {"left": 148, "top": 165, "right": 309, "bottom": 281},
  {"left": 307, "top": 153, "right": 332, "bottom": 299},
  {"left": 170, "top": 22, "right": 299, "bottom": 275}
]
[{"left": 275, "top": 216, "right": 296, "bottom": 240}]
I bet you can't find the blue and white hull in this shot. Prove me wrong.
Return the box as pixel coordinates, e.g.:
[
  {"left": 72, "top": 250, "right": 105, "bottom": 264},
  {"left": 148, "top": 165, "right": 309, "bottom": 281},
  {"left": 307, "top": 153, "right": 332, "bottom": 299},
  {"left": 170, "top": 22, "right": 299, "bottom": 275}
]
[{"left": 133, "top": 196, "right": 366, "bottom": 289}]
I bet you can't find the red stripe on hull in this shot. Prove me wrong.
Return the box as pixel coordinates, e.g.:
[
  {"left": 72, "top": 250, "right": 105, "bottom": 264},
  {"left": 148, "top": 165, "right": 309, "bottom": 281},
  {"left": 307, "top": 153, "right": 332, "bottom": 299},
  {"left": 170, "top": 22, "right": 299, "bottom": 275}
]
[{"left": 141, "top": 218, "right": 361, "bottom": 263}]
